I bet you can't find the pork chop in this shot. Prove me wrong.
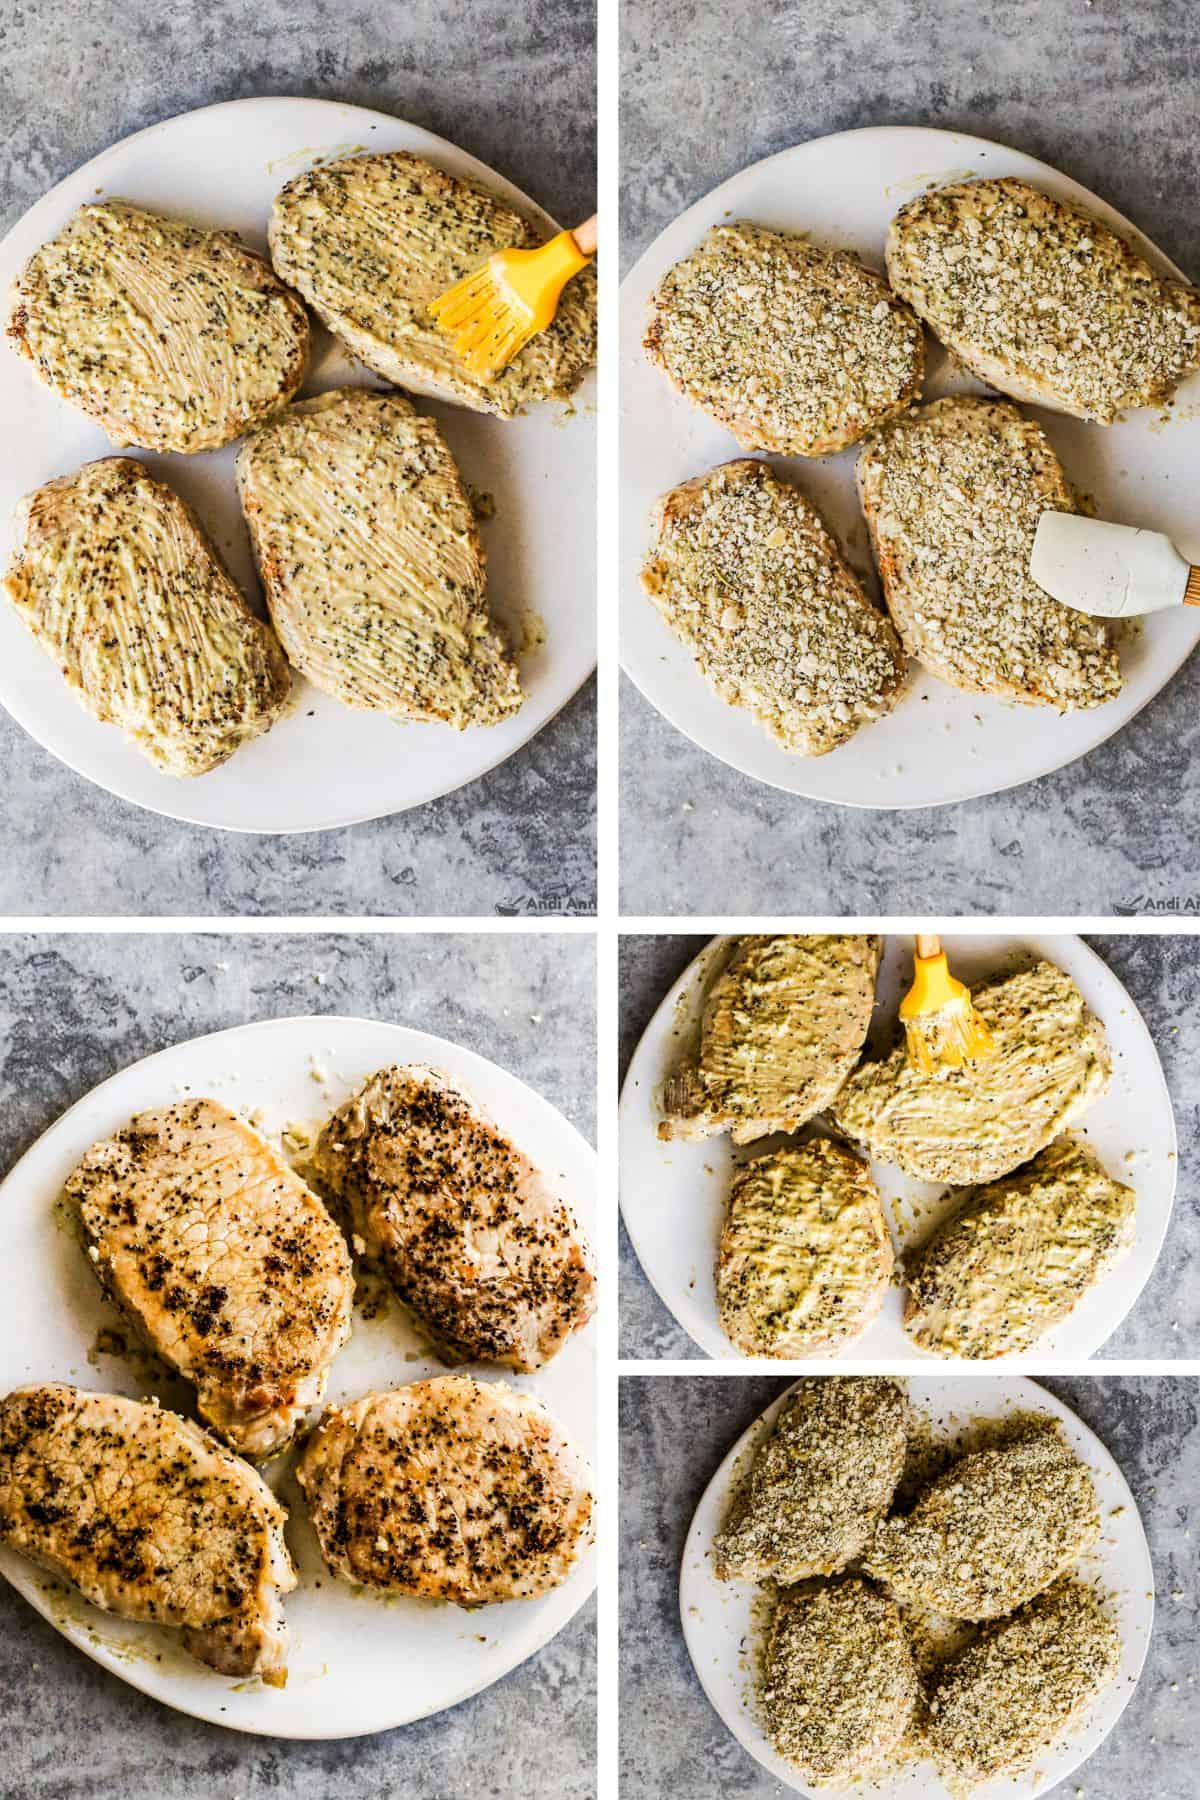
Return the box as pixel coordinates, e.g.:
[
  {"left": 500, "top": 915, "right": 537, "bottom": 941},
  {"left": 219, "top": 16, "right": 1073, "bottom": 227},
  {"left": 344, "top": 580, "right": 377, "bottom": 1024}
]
[
  {"left": 858, "top": 396, "right": 1121, "bottom": 709},
  {"left": 864, "top": 1424, "right": 1099, "bottom": 1620},
  {"left": 927, "top": 1578, "right": 1121, "bottom": 1785},
  {"left": 887, "top": 177, "right": 1200, "bottom": 424},
  {"left": 830, "top": 960, "right": 1111, "bottom": 1184},
  {"left": 237, "top": 387, "right": 522, "bottom": 727},
  {"left": 0, "top": 1384, "right": 296, "bottom": 1682},
  {"left": 641, "top": 461, "right": 907, "bottom": 754},
  {"left": 660, "top": 935, "right": 881, "bottom": 1144},
  {"left": 296, "top": 1377, "right": 594, "bottom": 1604},
  {"left": 67, "top": 1099, "right": 354, "bottom": 1459},
  {"left": 7, "top": 201, "right": 309, "bottom": 453},
  {"left": 759, "top": 1578, "right": 920, "bottom": 1785},
  {"left": 903, "top": 1136, "right": 1136, "bottom": 1358},
  {"left": 714, "top": 1377, "right": 909, "bottom": 1584},
  {"left": 3, "top": 457, "right": 292, "bottom": 777},
  {"left": 268, "top": 152, "right": 596, "bottom": 419},
  {"left": 644, "top": 222, "right": 924, "bottom": 455},
  {"left": 716, "top": 1139, "right": 894, "bottom": 1358},
  {"left": 312, "top": 1065, "right": 595, "bottom": 1370}
]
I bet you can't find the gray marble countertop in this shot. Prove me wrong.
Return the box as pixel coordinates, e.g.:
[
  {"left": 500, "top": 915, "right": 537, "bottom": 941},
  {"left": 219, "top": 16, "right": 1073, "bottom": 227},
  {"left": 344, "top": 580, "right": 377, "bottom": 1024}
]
[
  {"left": 620, "top": 1373, "right": 1200, "bottom": 1799},
  {"left": 619, "top": 0, "right": 1200, "bottom": 915},
  {"left": 618, "top": 933, "right": 1198, "bottom": 1359},
  {"left": 0, "top": 0, "right": 595, "bottom": 918},
  {"left": 0, "top": 930, "right": 595, "bottom": 1798}
]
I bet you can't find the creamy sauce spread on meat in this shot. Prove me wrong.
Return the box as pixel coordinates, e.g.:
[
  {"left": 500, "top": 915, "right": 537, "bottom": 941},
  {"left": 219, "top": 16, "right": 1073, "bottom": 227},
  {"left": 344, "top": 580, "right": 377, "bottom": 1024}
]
[
  {"left": 717, "top": 1140, "right": 891, "bottom": 1357},
  {"left": 831, "top": 960, "right": 1111, "bottom": 1183},
  {"left": 661, "top": 934, "right": 880, "bottom": 1143},
  {"left": 904, "top": 1136, "right": 1135, "bottom": 1357},
  {"left": 238, "top": 389, "right": 522, "bottom": 727},
  {"left": 3, "top": 457, "right": 291, "bottom": 776},
  {"left": 8, "top": 201, "right": 309, "bottom": 453},
  {"left": 268, "top": 152, "right": 596, "bottom": 419}
]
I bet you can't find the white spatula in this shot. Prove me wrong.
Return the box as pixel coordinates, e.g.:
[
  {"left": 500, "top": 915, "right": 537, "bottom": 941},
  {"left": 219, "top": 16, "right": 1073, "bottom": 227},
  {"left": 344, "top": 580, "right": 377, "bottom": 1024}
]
[{"left": 1032, "top": 512, "right": 1200, "bottom": 617}]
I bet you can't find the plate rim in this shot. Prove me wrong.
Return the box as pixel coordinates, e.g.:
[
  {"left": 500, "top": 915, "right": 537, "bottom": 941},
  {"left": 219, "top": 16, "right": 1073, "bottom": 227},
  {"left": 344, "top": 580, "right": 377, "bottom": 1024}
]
[
  {"left": 0, "top": 94, "right": 597, "bottom": 835},
  {"left": 618, "top": 932, "right": 1178, "bottom": 1361},
  {"left": 677, "top": 1372, "right": 1156, "bottom": 1798},
  {"left": 618, "top": 122, "right": 1199, "bottom": 810},
  {"left": 0, "top": 1011, "right": 597, "bottom": 1738}
]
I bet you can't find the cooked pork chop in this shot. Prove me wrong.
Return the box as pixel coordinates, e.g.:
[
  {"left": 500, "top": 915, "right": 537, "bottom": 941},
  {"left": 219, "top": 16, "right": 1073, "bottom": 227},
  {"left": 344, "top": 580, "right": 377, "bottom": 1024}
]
[
  {"left": 297, "top": 1377, "right": 594, "bottom": 1603},
  {"left": 3, "top": 458, "right": 291, "bottom": 776},
  {"left": 903, "top": 1136, "right": 1136, "bottom": 1359},
  {"left": 7, "top": 201, "right": 309, "bottom": 453},
  {"left": 858, "top": 396, "right": 1122, "bottom": 709},
  {"left": 644, "top": 222, "right": 924, "bottom": 455},
  {"left": 927, "top": 1578, "right": 1121, "bottom": 1784},
  {"left": 888, "top": 177, "right": 1200, "bottom": 425},
  {"left": 0, "top": 1385, "right": 296, "bottom": 1682},
  {"left": 717, "top": 1140, "right": 893, "bottom": 1358},
  {"left": 759, "top": 1578, "right": 920, "bottom": 1786},
  {"left": 67, "top": 1099, "right": 354, "bottom": 1459},
  {"left": 831, "top": 960, "right": 1111, "bottom": 1185},
  {"left": 661, "top": 935, "right": 881, "bottom": 1144},
  {"left": 641, "top": 461, "right": 907, "bottom": 754},
  {"left": 714, "top": 1377, "right": 908, "bottom": 1583},
  {"left": 269, "top": 152, "right": 596, "bottom": 419},
  {"left": 237, "top": 388, "right": 522, "bottom": 727},
  {"left": 313, "top": 1065, "right": 595, "bottom": 1371},
  {"left": 865, "top": 1424, "right": 1099, "bottom": 1620}
]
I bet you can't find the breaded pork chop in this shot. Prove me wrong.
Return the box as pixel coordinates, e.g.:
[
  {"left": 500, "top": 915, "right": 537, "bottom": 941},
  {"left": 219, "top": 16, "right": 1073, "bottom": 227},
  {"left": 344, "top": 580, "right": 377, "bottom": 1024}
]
[
  {"left": 661, "top": 935, "right": 882, "bottom": 1144},
  {"left": 269, "top": 152, "right": 596, "bottom": 419},
  {"left": 831, "top": 960, "right": 1111, "bottom": 1185},
  {"left": 858, "top": 396, "right": 1121, "bottom": 709},
  {"left": 717, "top": 1140, "right": 893, "bottom": 1359},
  {"left": 313, "top": 1065, "right": 595, "bottom": 1371},
  {"left": 67, "top": 1099, "right": 354, "bottom": 1460},
  {"left": 864, "top": 1424, "right": 1099, "bottom": 1620},
  {"left": 903, "top": 1136, "right": 1136, "bottom": 1359},
  {"left": 888, "top": 177, "right": 1200, "bottom": 424},
  {"left": 0, "top": 1385, "right": 296, "bottom": 1683},
  {"left": 238, "top": 388, "right": 522, "bottom": 728},
  {"left": 297, "top": 1377, "right": 594, "bottom": 1604},
  {"left": 641, "top": 461, "right": 907, "bottom": 754},
  {"left": 644, "top": 222, "right": 924, "bottom": 455},
  {"left": 760, "top": 1579, "right": 920, "bottom": 1786},
  {"left": 714, "top": 1377, "right": 908, "bottom": 1584},
  {"left": 2, "top": 458, "right": 291, "bottom": 777},
  {"left": 7, "top": 201, "right": 309, "bottom": 453},
  {"left": 927, "top": 1578, "right": 1120, "bottom": 1785}
]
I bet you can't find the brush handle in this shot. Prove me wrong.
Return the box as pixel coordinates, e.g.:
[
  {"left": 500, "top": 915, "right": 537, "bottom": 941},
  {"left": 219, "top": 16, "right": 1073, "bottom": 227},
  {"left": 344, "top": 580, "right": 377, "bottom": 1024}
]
[
  {"left": 916, "top": 934, "right": 942, "bottom": 960},
  {"left": 572, "top": 214, "right": 598, "bottom": 257},
  {"left": 1186, "top": 567, "right": 1200, "bottom": 608}
]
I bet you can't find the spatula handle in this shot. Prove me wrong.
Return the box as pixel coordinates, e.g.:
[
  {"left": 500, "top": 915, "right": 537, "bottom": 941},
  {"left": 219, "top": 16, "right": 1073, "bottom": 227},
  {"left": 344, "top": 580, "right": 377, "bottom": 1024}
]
[
  {"left": 1186, "top": 567, "right": 1200, "bottom": 608},
  {"left": 572, "top": 215, "right": 598, "bottom": 257},
  {"left": 916, "top": 934, "right": 942, "bottom": 960}
]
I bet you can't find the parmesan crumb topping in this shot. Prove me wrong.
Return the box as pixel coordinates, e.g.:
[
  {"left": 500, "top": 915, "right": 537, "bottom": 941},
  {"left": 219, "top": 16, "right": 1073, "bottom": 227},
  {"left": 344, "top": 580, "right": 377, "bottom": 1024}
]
[
  {"left": 645, "top": 221, "right": 924, "bottom": 454},
  {"left": 888, "top": 177, "right": 1200, "bottom": 424}
]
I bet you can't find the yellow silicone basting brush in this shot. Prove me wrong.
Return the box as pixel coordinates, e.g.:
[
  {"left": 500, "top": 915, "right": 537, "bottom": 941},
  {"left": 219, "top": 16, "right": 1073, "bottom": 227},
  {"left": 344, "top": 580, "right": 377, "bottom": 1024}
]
[
  {"left": 900, "top": 935, "right": 996, "bottom": 1074},
  {"left": 428, "top": 214, "right": 597, "bottom": 381}
]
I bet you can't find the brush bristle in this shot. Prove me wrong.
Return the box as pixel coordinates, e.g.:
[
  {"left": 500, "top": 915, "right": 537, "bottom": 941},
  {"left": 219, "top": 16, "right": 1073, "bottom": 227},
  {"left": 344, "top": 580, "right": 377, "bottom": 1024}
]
[{"left": 904, "top": 999, "right": 996, "bottom": 1072}]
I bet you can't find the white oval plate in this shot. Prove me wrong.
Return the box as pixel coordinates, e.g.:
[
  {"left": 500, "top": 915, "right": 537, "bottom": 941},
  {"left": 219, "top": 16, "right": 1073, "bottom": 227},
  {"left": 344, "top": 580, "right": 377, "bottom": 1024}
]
[
  {"left": 620, "top": 126, "right": 1200, "bottom": 808},
  {"left": 680, "top": 1376, "right": 1153, "bottom": 1798},
  {"left": 0, "top": 97, "right": 596, "bottom": 832},
  {"left": 619, "top": 934, "right": 1176, "bottom": 1361},
  {"left": 0, "top": 1015, "right": 596, "bottom": 1737}
]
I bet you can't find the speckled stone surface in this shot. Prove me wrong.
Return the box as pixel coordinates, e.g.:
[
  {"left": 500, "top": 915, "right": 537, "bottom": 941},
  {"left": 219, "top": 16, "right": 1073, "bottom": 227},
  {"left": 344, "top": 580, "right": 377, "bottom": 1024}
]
[
  {"left": 0, "top": 0, "right": 596, "bottom": 918},
  {"left": 618, "top": 932, "right": 1199, "bottom": 1359},
  {"left": 620, "top": 1374, "right": 1200, "bottom": 1799},
  {"left": 619, "top": 0, "right": 1200, "bottom": 915},
  {"left": 0, "top": 930, "right": 595, "bottom": 1798}
]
